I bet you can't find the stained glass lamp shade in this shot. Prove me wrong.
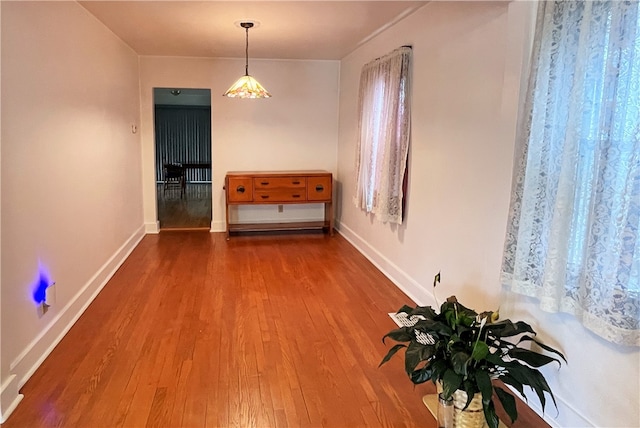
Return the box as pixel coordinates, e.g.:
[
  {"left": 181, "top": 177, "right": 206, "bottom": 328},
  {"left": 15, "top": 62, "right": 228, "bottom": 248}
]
[
  {"left": 224, "top": 74, "right": 271, "bottom": 98},
  {"left": 223, "top": 22, "right": 272, "bottom": 99}
]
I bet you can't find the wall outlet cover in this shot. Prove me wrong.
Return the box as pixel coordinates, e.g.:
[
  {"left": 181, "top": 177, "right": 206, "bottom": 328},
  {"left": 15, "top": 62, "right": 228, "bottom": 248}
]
[{"left": 45, "top": 282, "right": 56, "bottom": 306}]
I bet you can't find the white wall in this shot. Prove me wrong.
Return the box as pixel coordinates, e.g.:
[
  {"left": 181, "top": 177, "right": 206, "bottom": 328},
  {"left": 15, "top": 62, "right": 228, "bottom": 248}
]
[
  {"left": 139, "top": 56, "right": 339, "bottom": 232},
  {"left": 0, "top": 1, "right": 144, "bottom": 420},
  {"left": 338, "top": 1, "right": 513, "bottom": 307},
  {"left": 337, "top": 1, "right": 639, "bottom": 427}
]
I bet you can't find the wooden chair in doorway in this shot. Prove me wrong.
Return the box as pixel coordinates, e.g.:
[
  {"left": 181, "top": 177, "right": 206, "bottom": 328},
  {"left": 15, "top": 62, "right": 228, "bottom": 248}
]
[{"left": 163, "top": 163, "right": 186, "bottom": 198}]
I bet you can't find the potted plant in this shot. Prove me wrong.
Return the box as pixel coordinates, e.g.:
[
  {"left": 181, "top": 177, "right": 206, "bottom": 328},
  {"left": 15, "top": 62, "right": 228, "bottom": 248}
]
[{"left": 380, "top": 274, "right": 565, "bottom": 428}]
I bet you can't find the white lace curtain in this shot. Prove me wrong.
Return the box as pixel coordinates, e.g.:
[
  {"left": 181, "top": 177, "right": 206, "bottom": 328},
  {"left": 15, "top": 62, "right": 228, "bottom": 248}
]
[
  {"left": 501, "top": 1, "right": 640, "bottom": 346},
  {"left": 354, "top": 46, "right": 411, "bottom": 224}
]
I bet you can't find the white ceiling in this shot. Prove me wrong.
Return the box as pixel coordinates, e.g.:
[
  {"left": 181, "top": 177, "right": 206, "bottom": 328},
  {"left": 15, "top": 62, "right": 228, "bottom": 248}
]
[{"left": 79, "top": 1, "right": 428, "bottom": 60}]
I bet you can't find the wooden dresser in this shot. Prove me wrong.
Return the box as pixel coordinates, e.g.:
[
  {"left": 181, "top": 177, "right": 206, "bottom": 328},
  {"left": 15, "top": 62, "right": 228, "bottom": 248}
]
[{"left": 224, "top": 170, "right": 334, "bottom": 238}]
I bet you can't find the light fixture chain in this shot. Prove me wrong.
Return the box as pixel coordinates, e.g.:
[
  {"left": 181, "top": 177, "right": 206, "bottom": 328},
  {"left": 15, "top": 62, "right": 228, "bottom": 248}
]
[{"left": 245, "top": 26, "right": 249, "bottom": 76}]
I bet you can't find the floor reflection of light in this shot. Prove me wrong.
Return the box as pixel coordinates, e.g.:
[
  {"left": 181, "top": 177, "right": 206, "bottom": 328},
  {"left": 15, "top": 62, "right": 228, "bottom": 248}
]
[{"left": 38, "top": 400, "right": 60, "bottom": 422}]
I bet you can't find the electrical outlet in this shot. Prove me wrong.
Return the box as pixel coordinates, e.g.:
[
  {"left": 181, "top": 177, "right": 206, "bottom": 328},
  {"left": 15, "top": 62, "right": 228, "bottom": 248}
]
[
  {"left": 45, "top": 282, "right": 56, "bottom": 306},
  {"left": 278, "top": 205, "right": 283, "bottom": 213}
]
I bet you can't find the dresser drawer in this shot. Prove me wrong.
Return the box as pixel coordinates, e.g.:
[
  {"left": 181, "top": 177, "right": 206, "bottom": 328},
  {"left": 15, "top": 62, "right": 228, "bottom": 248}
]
[
  {"left": 227, "top": 177, "right": 253, "bottom": 202},
  {"left": 254, "top": 189, "right": 306, "bottom": 202},
  {"left": 254, "top": 177, "right": 305, "bottom": 189},
  {"left": 307, "top": 176, "right": 332, "bottom": 201}
]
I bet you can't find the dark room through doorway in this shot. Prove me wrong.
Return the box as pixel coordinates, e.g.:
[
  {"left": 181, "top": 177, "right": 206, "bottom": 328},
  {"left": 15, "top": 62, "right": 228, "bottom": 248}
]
[{"left": 154, "top": 88, "right": 212, "bottom": 230}]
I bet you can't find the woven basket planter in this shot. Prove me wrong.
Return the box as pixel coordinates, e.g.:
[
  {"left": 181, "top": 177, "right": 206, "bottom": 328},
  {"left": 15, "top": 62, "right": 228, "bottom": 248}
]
[{"left": 452, "top": 390, "right": 486, "bottom": 428}]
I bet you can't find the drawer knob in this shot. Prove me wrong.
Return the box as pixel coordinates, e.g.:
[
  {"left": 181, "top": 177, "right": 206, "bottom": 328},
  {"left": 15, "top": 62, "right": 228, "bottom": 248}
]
[
  {"left": 292, "top": 194, "right": 301, "bottom": 198},
  {"left": 315, "top": 184, "right": 324, "bottom": 192},
  {"left": 292, "top": 180, "right": 301, "bottom": 185},
  {"left": 261, "top": 195, "right": 269, "bottom": 199},
  {"left": 236, "top": 185, "right": 245, "bottom": 194},
  {"left": 261, "top": 181, "right": 270, "bottom": 185}
]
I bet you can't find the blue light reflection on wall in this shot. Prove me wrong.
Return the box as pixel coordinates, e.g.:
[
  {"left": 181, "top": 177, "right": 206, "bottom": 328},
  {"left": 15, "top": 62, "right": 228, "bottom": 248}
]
[{"left": 32, "top": 264, "right": 52, "bottom": 305}]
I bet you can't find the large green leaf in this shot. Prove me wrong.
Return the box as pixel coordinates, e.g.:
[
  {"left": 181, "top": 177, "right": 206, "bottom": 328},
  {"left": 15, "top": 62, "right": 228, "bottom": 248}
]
[
  {"left": 382, "top": 328, "right": 412, "bottom": 344},
  {"left": 445, "top": 297, "right": 478, "bottom": 319},
  {"left": 443, "top": 303, "right": 459, "bottom": 328},
  {"left": 409, "top": 305, "right": 438, "bottom": 320},
  {"left": 410, "top": 366, "right": 432, "bottom": 384},
  {"left": 502, "top": 361, "right": 556, "bottom": 412},
  {"left": 451, "top": 351, "right": 471, "bottom": 376},
  {"left": 403, "top": 341, "right": 435, "bottom": 372},
  {"left": 404, "top": 341, "right": 426, "bottom": 374},
  {"left": 528, "top": 367, "right": 558, "bottom": 411},
  {"left": 412, "top": 318, "right": 454, "bottom": 336},
  {"left": 418, "top": 342, "right": 437, "bottom": 361},
  {"left": 474, "top": 370, "right": 493, "bottom": 405},
  {"left": 517, "top": 336, "right": 567, "bottom": 363},
  {"left": 499, "top": 374, "right": 526, "bottom": 399},
  {"left": 476, "top": 375, "right": 497, "bottom": 428},
  {"left": 429, "top": 360, "right": 448, "bottom": 383},
  {"left": 471, "top": 340, "right": 490, "bottom": 361},
  {"left": 378, "top": 344, "right": 406, "bottom": 367},
  {"left": 527, "top": 370, "right": 548, "bottom": 410},
  {"left": 396, "top": 305, "right": 416, "bottom": 314},
  {"left": 457, "top": 311, "right": 477, "bottom": 328},
  {"left": 482, "top": 399, "right": 500, "bottom": 428},
  {"left": 485, "top": 350, "right": 507, "bottom": 366},
  {"left": 494, "top": 386, "right": 518, "bottom": 423},
  {"left": 487, "top": 320, "right": 535, "bottom": 337},
  {"left": 442, "top": 369, "right": 463, "bottom": 398},
  {"left": 508, "top": 348, "right": 561, "bottom": 368},
  {"left": 460, "top": 380, "right": 477, "bottom": 410}
]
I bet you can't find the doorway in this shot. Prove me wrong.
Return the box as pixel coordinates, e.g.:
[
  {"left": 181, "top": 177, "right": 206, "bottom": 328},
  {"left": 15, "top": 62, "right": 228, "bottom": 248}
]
[{"left": 154, "top": 88, "right": 212, "bottom": 230}]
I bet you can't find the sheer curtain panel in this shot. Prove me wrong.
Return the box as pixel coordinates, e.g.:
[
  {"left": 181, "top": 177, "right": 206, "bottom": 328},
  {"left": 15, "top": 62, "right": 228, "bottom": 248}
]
[
  {"left": 501, "top": 1, "right": 640, "bottom": 346},
  {"left": 354, "top": 46, "right": 411, "bottom": 224}
]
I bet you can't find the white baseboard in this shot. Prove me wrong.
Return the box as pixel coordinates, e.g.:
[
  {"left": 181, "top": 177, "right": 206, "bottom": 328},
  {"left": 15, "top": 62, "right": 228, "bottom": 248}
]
[
  {"left": 211, "top": 220, "right": 226, "bottom": 233},
  {"left": 335, "top": 222, "right": 432, "bottom": 307},
  {"left": 521, "top": 388, "right": 595, "bottom": 428},
  {"left": 0, "top": 375, "right": 23, "bottom": 423},
  {"left": 3, "top": 224, "right": 146, "bottom": 422},
  {"left": 145, "top": 221, "right": 159, "bottom": 234}
]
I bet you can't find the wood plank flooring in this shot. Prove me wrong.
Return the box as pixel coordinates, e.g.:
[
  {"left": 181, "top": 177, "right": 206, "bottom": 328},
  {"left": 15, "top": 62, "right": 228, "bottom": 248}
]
[
  {"left": 158, "top": 183, "right": 212, "bottom": 229},
  {"left": 4, "top": 233, "right": 436, "bottom": 427},
  {"left": 3, "top": 232, "right": 549, "bottom": 428}
]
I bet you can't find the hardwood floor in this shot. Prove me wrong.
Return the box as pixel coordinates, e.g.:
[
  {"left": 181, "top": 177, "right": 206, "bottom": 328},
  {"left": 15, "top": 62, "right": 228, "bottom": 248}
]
[
  {"left": 3, "top": 233, "right": 550, "bottom": 428},
  {"left": 4, "top": 233, "right": 436, "bottom": 427},
  {"left": 158, "top": 183, "right": 212, "bottom": 229}
]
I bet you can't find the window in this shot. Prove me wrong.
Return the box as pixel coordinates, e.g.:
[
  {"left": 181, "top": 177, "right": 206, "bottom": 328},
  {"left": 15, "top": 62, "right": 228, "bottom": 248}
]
[
  {"left": 501, "top": 1, "right": 640, "bottom": 346},
  {"left": 354, "top": 46, "right": 411, "bottom": 224}
]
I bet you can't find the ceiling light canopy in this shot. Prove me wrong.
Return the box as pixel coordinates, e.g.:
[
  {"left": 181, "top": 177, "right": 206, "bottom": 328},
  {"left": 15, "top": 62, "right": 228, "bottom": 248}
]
[{"left": 223, "top": 21, "right": 272, "bottom": 99}]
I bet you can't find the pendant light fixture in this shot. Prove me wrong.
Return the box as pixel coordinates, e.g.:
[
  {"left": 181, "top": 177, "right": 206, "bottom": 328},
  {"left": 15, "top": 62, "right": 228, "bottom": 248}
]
[{"left": 223, "top": 21, "right": 272, "bottom": 99}]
